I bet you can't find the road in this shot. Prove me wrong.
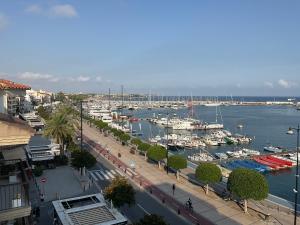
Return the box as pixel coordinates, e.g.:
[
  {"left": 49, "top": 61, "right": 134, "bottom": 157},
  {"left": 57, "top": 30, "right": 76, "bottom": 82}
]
[{"left": 87, "top": 145, "right": 191, "bottom": 225}]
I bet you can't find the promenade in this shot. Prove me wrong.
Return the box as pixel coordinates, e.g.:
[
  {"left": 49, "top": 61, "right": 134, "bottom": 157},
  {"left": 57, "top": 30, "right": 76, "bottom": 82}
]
[{"left": 83, "top": 123, "right": 294, "bottom": 225}]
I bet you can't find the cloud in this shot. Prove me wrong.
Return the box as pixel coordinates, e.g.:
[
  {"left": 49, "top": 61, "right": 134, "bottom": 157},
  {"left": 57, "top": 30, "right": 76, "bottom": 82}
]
[
  {"left": 25, "top": 4, "right": 43, "bottom": 14},
  {"left": 19, "top": 72, "right": 61, "bottom": 83},
  {"left": 50, "top": 4, "right": 77, "bottom": 18},
  {"left": 278, "top": 79, "right": 297, "bottom": 88},
  {"left": 0, "top": 13, "right": 8, "bottom": 31},
  {"left": 264, "top": 81, "right": 274, "bottom": 88},
  {"left": 70, "top": 76, "right": 90, "bottom": 82},
  {"left": 19, "top": 72, "right": 53, "bottom": 80},
  {"left": 95, "top": 76, "right": 102, "bottom": 82}
]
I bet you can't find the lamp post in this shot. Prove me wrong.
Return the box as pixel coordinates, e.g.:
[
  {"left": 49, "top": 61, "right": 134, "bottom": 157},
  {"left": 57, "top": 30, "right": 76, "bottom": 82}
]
[
  {"left": 80, "top": 100, "right": 83, "bottom": 152},
  {"left": 287, "top": 125, "right": 299, "bottom": 225},
  {"left": 166, "top": 112, "right": 169, "bottom": 174}
]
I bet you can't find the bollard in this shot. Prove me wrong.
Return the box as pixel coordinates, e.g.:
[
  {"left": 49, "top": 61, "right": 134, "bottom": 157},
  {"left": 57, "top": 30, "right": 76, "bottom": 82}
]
[
  {"left": 150, "top": 188, "right": 152, "bottom": 194},
  {"left": 162, "top": 198, "right": 165, "bottom": 203},
  {"left": 177, "top": 208, "right": 180, "bottom": 215},
  {"left": 140, "top": 181, "right": 142, "bottom": 186}
]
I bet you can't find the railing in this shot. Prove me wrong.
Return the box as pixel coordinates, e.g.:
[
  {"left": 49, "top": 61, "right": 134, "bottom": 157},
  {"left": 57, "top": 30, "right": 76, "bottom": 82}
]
[{"left": 0, "top": 182, "right": 30, "bottom": 211}]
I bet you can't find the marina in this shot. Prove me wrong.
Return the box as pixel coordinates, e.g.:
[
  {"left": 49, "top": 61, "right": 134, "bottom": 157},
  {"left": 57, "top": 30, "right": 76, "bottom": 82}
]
[{"left": 83, "top": 99, "right": 300, "bottom": 203}]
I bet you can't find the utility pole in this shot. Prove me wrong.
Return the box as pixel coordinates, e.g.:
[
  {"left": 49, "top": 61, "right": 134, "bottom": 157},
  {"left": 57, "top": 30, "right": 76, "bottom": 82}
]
[
  {"left": 108, "top": 88, "right": 111, "bottom": 109},
  {"left": 166, "top": 112, "right": 169, "bottom": 174},
  {"left": 80, "top": 100, "right": 83, "bottom": 152}
]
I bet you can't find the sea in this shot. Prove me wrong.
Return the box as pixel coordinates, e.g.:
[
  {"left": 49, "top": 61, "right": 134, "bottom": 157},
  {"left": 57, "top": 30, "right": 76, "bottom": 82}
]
[{"left": 126, "top": 99, "right": 300, "bottom": 203}]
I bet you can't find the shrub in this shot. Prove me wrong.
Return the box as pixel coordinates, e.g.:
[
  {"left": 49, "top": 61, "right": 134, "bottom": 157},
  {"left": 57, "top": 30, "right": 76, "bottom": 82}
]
[
  {"left": 54, "top": 155, "right": 69, "bottom": 166},
  {"left": 33, "top": 166, "right": 43, "bottom": 177}
]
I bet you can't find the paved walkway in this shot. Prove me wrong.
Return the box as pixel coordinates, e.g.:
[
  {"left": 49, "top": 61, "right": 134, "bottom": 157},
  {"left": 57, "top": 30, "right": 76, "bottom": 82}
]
[{"left": 83, "top": 124, "right": 291, "bottom": 225}]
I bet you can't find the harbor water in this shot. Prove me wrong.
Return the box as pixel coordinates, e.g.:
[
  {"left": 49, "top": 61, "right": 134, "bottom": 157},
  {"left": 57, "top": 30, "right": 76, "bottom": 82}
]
[{"left": 127, "top": 105, "right": 300, "bottom": 202}]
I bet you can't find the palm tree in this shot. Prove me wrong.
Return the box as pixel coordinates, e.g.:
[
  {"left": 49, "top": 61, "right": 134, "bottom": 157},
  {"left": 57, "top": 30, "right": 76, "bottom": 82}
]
[{"left": 44, "top": 106, "right": 79, "bottom": 155}]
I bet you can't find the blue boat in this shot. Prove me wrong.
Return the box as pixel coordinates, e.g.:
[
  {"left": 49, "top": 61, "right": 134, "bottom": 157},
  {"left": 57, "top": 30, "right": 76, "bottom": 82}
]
[
  {"left": 234, "top": 160, "right": 266, "bottom": 173},
  {"left": 244, "top": 160, "right": 271, "bottom": 171}
]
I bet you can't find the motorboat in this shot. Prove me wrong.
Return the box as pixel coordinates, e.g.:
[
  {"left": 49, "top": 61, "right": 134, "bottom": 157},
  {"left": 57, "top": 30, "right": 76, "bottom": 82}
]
[{"left": 263, "top": 146, "right": 283, "bottom": 153}]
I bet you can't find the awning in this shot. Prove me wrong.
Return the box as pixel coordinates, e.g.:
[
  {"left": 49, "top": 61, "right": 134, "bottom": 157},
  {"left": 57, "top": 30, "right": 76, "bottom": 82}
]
[{"left": 1, "top": 146, "right": 27, "bottom": 161}]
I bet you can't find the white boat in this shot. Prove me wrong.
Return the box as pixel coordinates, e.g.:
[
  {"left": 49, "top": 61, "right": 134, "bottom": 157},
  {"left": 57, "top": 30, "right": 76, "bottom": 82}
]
[
  {"left": 237, "top": 124, "right": 243, "bottom": 129},
  {"left": 188, "top": 153, "right": 214, "bottom": 162},
  {"left": 215, "top": 152, "right": 228, "bottom": 159},
  {"left": 204, "top": 103, "right": 221, "bottom": 107},
  {"left": 263, "top": 146, "right": 283, "bottom": 153},
  {"left": 203, "top": 138, "right": 220, "bottom": 146},
  {"left": 242, "top": 148, "right": 260, "bottom": 156}
]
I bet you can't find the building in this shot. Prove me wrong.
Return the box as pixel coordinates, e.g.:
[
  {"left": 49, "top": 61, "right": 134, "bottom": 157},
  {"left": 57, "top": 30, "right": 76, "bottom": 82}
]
[
  {"left": 0, "top": 79, "right": 31, "bottom": 116},
  {"left": 0, "top": 113, "right": 35, "bottom": 224},
  {"left": 26, "top": 89, "right": 53, "bottom": 105},
  {"left": 52, "top": 194, "right": 128, "bottom": 225}
]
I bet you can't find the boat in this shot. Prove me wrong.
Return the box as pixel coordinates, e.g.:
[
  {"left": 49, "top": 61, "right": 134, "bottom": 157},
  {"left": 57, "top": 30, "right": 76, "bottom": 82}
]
[
  {"left": 286, "top": 129, "right": 294, "bottom": 135},
  {"left": 215, "top": 152, "right": 228, "bottom": 159},
  {"left": 233, "top": 160, "right": 266, "bottom": 173},
  {"left": 242, "top": 148, "right": 260, "bottom": 156},
  {"left": 237, "top": 124, "right": 243, "bottom": 129},
  {"left": 188, "top": 153, "right": 214, "bottom": 162},
  {"left": 263, "top": 146, "right": 283, "bottom": 153},
  {"left": 224, "top": 137, "right": 238, "bottom": 145}
]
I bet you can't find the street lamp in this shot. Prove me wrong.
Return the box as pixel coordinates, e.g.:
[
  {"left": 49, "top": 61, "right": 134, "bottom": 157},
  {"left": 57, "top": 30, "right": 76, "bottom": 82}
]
[
  {"left": 287, "top": 125, "right": 299, "bottom": 225},
  {"left": 166, "top": 112, "right": 169, "bottom": 174},
  {"left": 80, "top": 100, "right": 83, "bottom": 152}
]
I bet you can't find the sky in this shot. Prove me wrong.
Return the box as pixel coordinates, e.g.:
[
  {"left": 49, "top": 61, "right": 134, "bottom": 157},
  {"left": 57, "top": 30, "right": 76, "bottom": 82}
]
[{"left": 0, "top": 0, "right": 300, "bottom": 96}]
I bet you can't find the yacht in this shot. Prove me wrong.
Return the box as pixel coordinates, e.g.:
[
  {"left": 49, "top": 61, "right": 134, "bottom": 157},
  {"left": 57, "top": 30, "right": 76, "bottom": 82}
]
[{"left": 263, "top": 146, "right": 283, "bottom": 153}]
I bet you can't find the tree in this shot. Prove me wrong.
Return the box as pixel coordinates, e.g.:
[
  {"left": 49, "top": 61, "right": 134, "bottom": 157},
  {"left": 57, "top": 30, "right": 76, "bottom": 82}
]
[
  {"left": 138, "top": 142, "right": 151, "bottom": 152},
  {"left": 131, "top": 138, "right": 142, "bottom": 146},
  {"left": 55, "top": 92, "right": 66, "bottom": 102},
  {"left": 134, "top": 214, "right": 169, "bottom": 225},
  {"left": 168, "top": 155, "right": 187, "bottom": 180},
  {"left": 95, "top": 120, "right": 108, "bottom": 131},
  {"left": 71, "top": 150, "right": 96, "bottom": 169},
  {"left": 104, "top": 176, "right": 135, "bottom": 208},
  {"left": 147, "top": 145, "right": 167, "bottom": 169},
  {"left": 37, "top": 105, "right": 51, "bottom": 120},
  {"left": 44, "top": 106, "right": 79, "bottom": 155},
  {"left": 195, "top": 163, "right": 222, "bottom": 195},
  {"left": 227, "top": 168, "right": 269, "bottom": 213},
  {"left": 120, "top": 133, "right": 131, "bottom": 144}
]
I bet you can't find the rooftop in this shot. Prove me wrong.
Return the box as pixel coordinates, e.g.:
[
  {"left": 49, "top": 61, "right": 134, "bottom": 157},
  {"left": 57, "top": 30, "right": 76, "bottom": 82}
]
[
  {"left": 0, "top": 79, "right": 30, "bottom": 90},
  {"left": 52, "top": 194, "right": 127, "bottom": 225}
]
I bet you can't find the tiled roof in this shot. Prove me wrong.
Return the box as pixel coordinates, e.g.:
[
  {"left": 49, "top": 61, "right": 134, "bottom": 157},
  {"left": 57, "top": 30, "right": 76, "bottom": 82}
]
[{"left": 0, "top": 79, "right": 31, "bottom": 90}]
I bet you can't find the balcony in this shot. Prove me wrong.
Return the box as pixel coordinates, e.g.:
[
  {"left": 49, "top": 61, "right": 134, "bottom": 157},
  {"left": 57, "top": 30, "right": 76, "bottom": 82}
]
[{"left": 0, "top": 159, "right": 31, "bottom": 222}]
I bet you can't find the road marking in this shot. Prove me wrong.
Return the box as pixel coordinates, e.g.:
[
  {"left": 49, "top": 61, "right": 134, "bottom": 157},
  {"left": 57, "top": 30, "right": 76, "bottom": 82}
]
[
  {"left": 99, "top": 170, "right": 110, "bottom": 180},
  {"left": 95, "top": 171, "right": 104, "bottom": 180},
  {"left": 127, "top": 168, "right": 138, "bottom": 176},
  {"left": 110, "top": 170, "right": 117, "bottom": 175},
  {"left": 106, "top": 170, "right": 115, "bottom": 179},
  {"left": 89, "top": 171, "right": 98, "bottom": 181},
  {"left": 116, "top": 170, "right": 124, "bottom": 176},
  {"left": 137, "top": 204, "right": 151, "bottom": 215},
  {"left": 126, "top": 170, "right": 133, "bottom": 176}
]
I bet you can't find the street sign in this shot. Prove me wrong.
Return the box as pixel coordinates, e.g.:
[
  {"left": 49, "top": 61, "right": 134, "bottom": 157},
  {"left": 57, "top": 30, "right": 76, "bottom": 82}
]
[{"left": 41, "top": 177, "right": 47, "bottom": 183}]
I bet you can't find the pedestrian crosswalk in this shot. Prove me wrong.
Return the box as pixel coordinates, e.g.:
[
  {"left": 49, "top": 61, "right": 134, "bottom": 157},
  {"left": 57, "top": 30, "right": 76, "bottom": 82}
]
[{"left": 88, "top": 169, "right": 124, "bottom": 181}]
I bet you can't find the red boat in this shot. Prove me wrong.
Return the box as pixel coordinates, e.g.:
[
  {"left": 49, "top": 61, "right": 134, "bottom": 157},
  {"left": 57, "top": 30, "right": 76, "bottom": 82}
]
[
  {"left": 265, "top": 156, "right": 293, "bottom": 167},
  {"left": 253, "top": 157, "right": 279, "bottom": 169},
  {"left": 129, "top": 117, "right": 139, "bottom": 122}
]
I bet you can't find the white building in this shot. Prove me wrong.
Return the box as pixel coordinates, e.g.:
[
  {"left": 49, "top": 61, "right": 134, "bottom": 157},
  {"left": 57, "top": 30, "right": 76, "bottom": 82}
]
[
  {"left": 52, "top": 194, "right": 128, "bottom": 225},
  {"left": 0, "top": 79, "right": 31, "bottom": 116}
]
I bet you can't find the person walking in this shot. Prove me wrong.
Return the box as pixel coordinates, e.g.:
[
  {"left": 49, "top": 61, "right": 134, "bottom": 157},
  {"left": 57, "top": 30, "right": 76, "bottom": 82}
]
[{"left": 172, "top": 184, "right": 176, "bottom": 196}]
